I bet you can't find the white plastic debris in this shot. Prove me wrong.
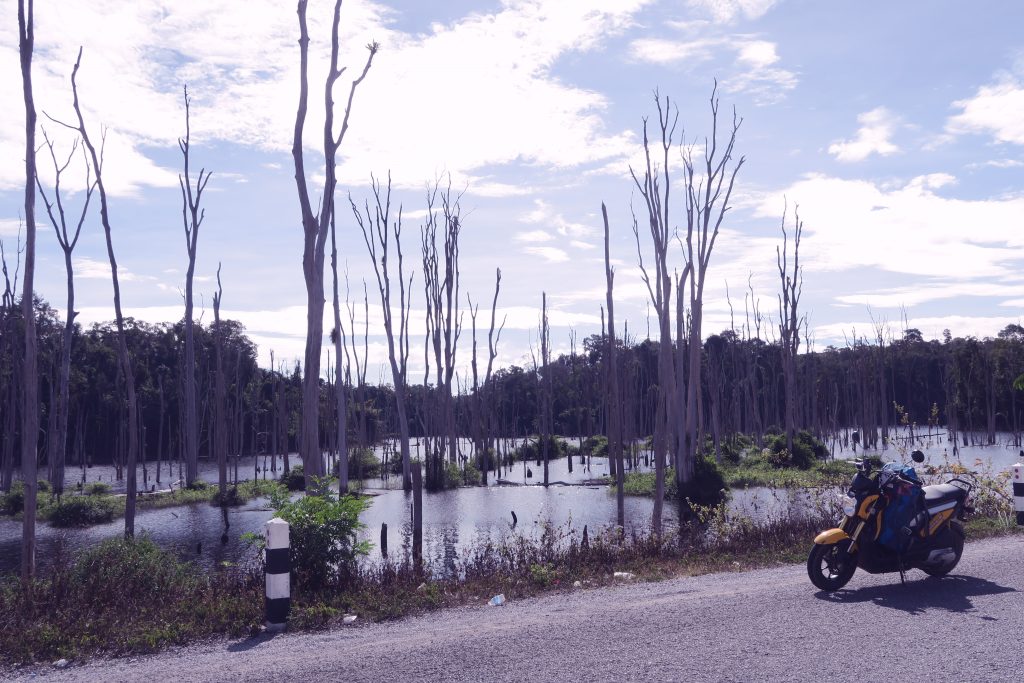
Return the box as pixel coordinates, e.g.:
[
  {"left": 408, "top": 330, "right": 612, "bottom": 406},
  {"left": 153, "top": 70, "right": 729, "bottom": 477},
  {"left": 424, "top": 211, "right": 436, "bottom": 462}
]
[
  {"left": 343, "top": 614, "right": 357, "bottom": 624},
  {"left": 416, "top": 582, "right": 427, "bottom": 593},
  {"left": 572, "top": 580, "right": 582, "bottom": 589},
  {"left": 53, "top": 659, "right": 69, "bottom": 669},
  {"left": 613, "top": 571, "right": 636, "bottom": 581},
  {"left": 489, "top": 593, "right": 506, "bottom": 606}
]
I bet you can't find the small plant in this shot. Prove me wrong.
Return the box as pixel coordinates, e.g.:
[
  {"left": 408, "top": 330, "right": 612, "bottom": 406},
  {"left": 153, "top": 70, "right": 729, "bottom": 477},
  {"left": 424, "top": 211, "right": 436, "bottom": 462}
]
[
  {"left": 257, "top": 479, "right": 371, "bottom": 591},
  {"left": 280, "top": 465, "right": 306, "bottom": 491},
  {"left": 48, "top": 496, "right": 118, "bottom": 527},
  {"left": 84, "top": 481, "right": 112, "bottom": 496}
]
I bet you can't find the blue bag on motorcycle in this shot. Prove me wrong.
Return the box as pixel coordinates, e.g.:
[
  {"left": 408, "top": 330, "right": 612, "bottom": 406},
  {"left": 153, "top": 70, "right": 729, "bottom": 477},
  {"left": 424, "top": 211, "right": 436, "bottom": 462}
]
[{"left": 877, "top": 463, "right": 923, "bottom": 553}]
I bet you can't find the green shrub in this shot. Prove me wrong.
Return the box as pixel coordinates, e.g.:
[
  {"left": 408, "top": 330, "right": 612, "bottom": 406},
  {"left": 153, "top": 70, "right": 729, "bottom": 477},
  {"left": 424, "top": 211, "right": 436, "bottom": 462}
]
[
  {"left": 48, "top": 496, "right": 118, "bottom": 527},
  {"left": 280, "top": 465, "right": 306, "bottom": 491},
  {"left": 512, "top": 435, "right": 566, "bottom": 462},
  {"left": 763, "top": 430, "right": 828, "bottom": 469},
  {"left": 0, "top": 481, "right": 25, "bottom": 515},
  {"left": 263, "top": 481, "right": 370, "bottom": 591},
  {"left": 342, "top": 448, "right": 381, "bottom": 479},
  {"left": 678, "top": 455, "right": 728, "bottom": 506},
  {"left": 84, "top": 482, "right": 112, "bottom": 496},
  {"left": 580, "top": 435, "right": 609, "bottom": 458},
  {"left": 186, "top": 479, "right": 210, "bottom": 491}
]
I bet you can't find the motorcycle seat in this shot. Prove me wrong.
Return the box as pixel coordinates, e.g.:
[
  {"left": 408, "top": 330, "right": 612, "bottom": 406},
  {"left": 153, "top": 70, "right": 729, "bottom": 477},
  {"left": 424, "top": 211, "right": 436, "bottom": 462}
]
[{"left": 922, "top": 483, "right": 964, "bottom": 506}]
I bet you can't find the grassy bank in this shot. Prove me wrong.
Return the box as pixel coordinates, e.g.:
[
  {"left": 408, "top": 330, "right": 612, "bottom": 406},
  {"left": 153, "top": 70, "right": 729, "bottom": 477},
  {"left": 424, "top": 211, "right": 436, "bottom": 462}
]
[
  {"left": 0, "top": 479, "right": 281, "bottom": 528},
  {"left": 2, "top": 502, "right": 1020, "bottom": 666}
]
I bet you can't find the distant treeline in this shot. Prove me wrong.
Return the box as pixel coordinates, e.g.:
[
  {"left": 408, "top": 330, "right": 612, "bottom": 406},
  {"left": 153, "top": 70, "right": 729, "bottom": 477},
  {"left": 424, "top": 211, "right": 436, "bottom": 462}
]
[{"left": 1, "top": 296, "right": 1023, "bottom": 485}]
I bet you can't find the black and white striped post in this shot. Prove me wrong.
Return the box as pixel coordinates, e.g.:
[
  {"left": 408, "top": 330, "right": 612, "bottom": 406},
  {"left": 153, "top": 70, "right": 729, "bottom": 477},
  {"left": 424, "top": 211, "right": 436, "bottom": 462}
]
[
  {"left": 265, "top": 517, "right": 290, "bottom": 631},
  {"left": 1013, "top": 461, "right": 1023, "bottom": 527}
]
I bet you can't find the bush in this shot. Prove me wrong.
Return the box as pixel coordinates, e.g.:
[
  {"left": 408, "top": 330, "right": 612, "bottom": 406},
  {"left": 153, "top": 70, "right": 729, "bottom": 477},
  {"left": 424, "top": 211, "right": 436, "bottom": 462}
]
[
  {"left": 580, "top": 435, "right": 609, "bottom": 458},
  {"left": 186, "top": 479, "right": 210, "bottom": 491},
  {"left": 763, "top": 430, "right": 828, "bottom": 469},
  {"left": 280, "top": 465, "right": 306, "bottom": 491},
  {"left": 512, "top": 435, "right": 566, "bottom": 462},
  {"left": 48, "top": 496, "right": 118, "bottom": 527},
  {"left": 0, "top": 481, "right": 25, "bottom": 515},
  {"left": 85, "top": 481, "right": 112, "bottom": 496},
  {"left": 264, "top": 481, "right": 370, "bottom": 591},
  {"left": 341, "top": 448, "right": 381, "bottom": 479},
  {"left": 678, "top": 456, "right": 728, "bottom": 507}
]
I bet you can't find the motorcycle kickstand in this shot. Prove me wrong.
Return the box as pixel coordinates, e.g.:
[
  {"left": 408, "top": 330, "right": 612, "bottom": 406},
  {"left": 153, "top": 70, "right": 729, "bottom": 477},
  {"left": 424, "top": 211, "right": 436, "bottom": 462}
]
[{"left": 897, "top": 556, "right": 907, "bottom": 585}]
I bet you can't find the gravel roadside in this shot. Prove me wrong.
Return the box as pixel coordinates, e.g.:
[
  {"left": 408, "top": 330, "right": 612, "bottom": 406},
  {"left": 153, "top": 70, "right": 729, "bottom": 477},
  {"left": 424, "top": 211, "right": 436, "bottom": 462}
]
[{"left": 9, "top": 534, "right": 1024, "bottom": 682}]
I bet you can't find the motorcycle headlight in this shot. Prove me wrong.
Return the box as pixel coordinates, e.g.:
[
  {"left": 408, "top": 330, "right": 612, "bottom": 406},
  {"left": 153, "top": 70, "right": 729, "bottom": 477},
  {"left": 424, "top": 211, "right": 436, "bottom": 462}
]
[{"left": 842, "top": 495, "right": 857, "bottom": 517}]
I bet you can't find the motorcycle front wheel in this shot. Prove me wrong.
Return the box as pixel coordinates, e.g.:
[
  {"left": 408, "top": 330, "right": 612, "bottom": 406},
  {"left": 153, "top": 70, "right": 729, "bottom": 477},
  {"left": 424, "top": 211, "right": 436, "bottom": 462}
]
[{"left": 807, "top": 542, "right": 856, "bottom": 591}]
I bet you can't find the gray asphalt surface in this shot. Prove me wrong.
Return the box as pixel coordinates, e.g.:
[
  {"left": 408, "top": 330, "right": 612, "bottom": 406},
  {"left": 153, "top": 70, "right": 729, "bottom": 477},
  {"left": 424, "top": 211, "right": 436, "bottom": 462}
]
[{"left": 11, "top": 535, "right": 1024, "bottom": 682}]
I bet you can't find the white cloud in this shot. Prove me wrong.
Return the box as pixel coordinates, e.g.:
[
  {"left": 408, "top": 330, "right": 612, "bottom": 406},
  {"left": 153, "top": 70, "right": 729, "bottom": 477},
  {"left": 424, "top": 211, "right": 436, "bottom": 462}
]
[
  {"left": 828, "top": 107, "right": 899, "bottom": 162},
  {"left": 0, "top": 218, "right": 22, "bottom": 237},
  {"left": 754, "top": 173, "right": 1024, "bottom": 281},
  {"left": 74, "top": 256, "right": 142, "bottom": 282},
  {"left": 516, "top": 230, "right": 554, "bottom": 243},
  {"left": 525, "top": 246, "right": 570, "bottom": 263},
  {"left": 834, "top": 281, "right": 1023, "bottom": 309},
  {"left": 815, "top": 315, "right": 1023, "bottom": 346},
  {"left": 947, "top": 74, "right": 1024, "bottom": 145},
  {"left": 628, "top": 36, "right": 795, "bottom": 103},
  {"left": 0, "top": 0, "right": 652, "bottom": 196},
  {"left": 685, "top": 0, "right": 779, "bottom": 23}
]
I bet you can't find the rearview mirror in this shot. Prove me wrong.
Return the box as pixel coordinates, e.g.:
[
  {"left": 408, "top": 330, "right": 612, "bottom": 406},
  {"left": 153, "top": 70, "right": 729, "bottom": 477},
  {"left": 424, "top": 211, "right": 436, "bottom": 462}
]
[{"left": 911, "top": 450, "right": 925, "bottom": 464}]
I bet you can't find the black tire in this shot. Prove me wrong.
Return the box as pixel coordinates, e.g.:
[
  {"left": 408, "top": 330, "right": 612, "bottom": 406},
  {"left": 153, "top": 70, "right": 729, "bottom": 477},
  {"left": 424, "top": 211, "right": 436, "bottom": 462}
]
[
  {"left": 921, "top": 521, "right": 965, "bottom": 578},
  {"left": 807, "top": 542, "right": 857, "bottom": 591}
]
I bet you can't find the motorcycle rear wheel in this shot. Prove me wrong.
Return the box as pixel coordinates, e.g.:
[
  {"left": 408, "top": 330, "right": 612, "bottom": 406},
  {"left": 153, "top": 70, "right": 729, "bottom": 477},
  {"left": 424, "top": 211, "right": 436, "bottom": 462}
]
[
  {"left": 807, "top": 542, "right": 856, "bottom": 591},
  {"left": 921, "top": 521, "right": 965, "bottom": 578}
]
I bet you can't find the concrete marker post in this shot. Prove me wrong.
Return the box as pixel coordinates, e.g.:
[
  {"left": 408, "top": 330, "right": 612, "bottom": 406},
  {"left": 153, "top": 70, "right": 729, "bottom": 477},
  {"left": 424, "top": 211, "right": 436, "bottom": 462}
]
[
  {"left": 1013, "top": 462, "right": 1023, "bottom": 527},
  {"left": 265, "top": 517, "right": 290, "bottom": 631}
]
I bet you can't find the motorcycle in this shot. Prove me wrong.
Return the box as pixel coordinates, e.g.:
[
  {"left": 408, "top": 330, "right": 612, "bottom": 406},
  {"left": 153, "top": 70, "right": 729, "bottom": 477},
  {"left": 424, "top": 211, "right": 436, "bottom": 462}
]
[{"left": 807, "top": 450, "right": 974, "bottom": 591}]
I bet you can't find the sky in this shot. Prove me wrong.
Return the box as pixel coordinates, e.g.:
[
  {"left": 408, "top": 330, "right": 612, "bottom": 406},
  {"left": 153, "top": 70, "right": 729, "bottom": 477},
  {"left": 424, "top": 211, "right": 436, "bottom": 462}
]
[{"left": 1, "top": 0, "right": 1023, "bottom": 382}]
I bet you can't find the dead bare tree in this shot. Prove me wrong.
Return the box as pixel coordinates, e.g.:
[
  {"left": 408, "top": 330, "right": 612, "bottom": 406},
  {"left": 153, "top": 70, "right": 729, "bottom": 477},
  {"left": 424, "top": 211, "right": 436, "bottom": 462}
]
[
  {"left": 18, "top": 0, "right": 37, "bottom": 582},
  {"left": 776, "top": 203, "right": 804, "bottom": 456},
  {"left": 630, "top": 92, "right": 680, "bottom": 536},
  {"left": 681, "top": 83, "right": 744, "bottom": 483},
  {"left": 354, "top": 176, "right": 413, "bottom": 491},
  {"left": 35, "top": 129, "right": 95, "bottom": 499},
  {"left": 540, "top": 292, "right": 551, "bottom": 486},
  {"left": 602, "top": 204, "right": 625, "bottom": 528},
  {"left": 292, "top": 0, "right": 377, "bottom": 489},
  {"left": 179, "top": 85, "right": 211, "bottom": 488},
  {"left": 421, "top": 182, "right": 464, "bottom": 489},
  {"left": 1, "top": 235, "right": 22, "bottom": 494},
  {"left": 212, "top": 264, "right": 228, "bottom": 505},
  {"left": 481, "top": 269, "right": 505, "bottom": 483},
  {"left": 55, "top": 48, "right": 141, "bottom": 537},
  {"left": 329, "top": 212, "right": 349, "bottom": 493}
]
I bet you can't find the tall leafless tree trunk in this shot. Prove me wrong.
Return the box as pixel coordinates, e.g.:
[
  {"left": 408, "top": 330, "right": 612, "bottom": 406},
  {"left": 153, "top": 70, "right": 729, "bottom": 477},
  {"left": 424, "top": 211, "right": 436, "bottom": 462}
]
[
  {"left": 18, "top": 0, "right": 38, "bottom": 582},
  {"left": 681, "top": 84, "right": 744, "bottom": 483},
  {"left": 329, "top": 213, "right": 349, "bottom": 493},
  {"left": 355, "top": 176, "right": 413, "bottom": 492},
  {"left": 421, "top": 182, "right": 464, "bottom": 489},
  {"left": 60, "top": 48, "right": 140, "bottom": 537},
  {"left": 213, "top": 265, "right": 228, "bottom": 503},
  {"left": 2, "top": 238, "right": 21, "bottom": 494},
  {"left": 602, "top": 204, "right": 625, "bottom": 528},
  {"left": 776, "top": 204, "right": 804, "bottom": 455},
  {"left": 631, "top": 93, "right": 679, "bottom": 536},
  {"left": 540, "top": 292, "right": 551, "bottom": 486},
  {"left": 292, "top": 0, "right": 376, "bottom": 490},
  {"left": 36, "top": 130, "right": 94, "bottom": 499},
  {"left": 179, "top": 85, "right": 210, "bottom": 487}
]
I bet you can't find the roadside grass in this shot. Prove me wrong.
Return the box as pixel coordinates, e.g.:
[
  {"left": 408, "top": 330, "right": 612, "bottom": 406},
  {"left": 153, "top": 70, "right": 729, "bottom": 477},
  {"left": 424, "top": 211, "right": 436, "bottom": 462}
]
[{"left": 3, "top": 500, "right": 1019, "bottom": 666}]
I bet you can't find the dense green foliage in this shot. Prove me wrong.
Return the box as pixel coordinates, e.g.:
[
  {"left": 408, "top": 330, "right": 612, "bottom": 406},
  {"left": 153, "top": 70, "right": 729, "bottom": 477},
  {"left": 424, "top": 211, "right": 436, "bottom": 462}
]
[{"left": 263, "top": 482, "right": 370, "bottom": 591}]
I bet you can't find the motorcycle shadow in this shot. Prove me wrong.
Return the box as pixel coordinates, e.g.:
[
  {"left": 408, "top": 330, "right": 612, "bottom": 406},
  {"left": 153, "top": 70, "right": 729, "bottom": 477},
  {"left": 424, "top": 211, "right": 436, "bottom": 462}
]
[{"left": 814, "top": 574, "right": 1016, "bottom": 615}]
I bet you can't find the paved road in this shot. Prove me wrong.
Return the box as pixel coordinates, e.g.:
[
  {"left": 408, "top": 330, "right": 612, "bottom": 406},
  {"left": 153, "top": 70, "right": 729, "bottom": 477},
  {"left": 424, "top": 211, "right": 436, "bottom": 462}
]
[{"left": 13, "top": 535, "right": 1024, "bottom": 682}]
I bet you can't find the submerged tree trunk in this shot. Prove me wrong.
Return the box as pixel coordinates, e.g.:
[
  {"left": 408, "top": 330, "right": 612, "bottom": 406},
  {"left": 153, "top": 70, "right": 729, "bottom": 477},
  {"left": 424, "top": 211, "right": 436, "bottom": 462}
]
[
  {"left": 19, "top": 0, "right": 39, "bottom": 583},
  {"left": 292, "top": 0, "right": 376, "bottom": 491}
]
